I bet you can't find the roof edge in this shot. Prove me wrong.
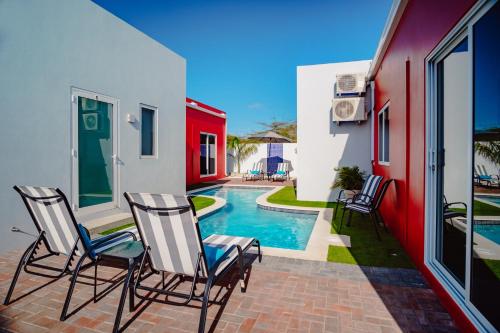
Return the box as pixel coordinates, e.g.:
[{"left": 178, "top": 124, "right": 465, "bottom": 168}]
[{"left": 367, "top": 0, "right": 409, "bottom": 80}]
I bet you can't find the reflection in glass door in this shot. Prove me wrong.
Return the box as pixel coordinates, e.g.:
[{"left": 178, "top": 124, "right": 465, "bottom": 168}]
[
  {"left": 428, "top": 2, "right": 499, "bottom": 331},
  {"left": 435, "top": 37, "right": 470, "bottom": 286},
  {"left": 471, "top": 2, "right": 500, "bottom": 329},
  {"left": 77, "top": 96, "right": 114, "bottom": 209}
]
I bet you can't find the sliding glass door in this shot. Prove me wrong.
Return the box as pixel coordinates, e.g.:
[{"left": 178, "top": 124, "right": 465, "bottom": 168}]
[{"left": 427, "top": 2, "right": 499, "bottom": 331}]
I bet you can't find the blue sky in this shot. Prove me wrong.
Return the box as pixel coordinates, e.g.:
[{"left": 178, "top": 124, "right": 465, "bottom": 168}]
[{"left": 93, "top": 0, "right": 391, "bottom": 135}]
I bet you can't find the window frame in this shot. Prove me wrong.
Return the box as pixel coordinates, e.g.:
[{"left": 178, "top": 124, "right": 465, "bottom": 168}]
[
  {"left": 424, "top": 1, "right": 497, "bottom": 332},
  {"left": 377, "top": 103, "right": 390, "bottom": 165},
  {"left": 200, "top": 132, "right": 217, "bottom": 177},
  {"left": 139, "top": 104, "right": 158, "bottom": 159}
]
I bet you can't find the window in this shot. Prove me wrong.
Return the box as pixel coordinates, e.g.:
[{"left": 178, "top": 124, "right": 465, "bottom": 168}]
[
  {"left": 141, "top": 105, "right": 156, "bottom": 157},
  {"left": 200, "top": 133, "right": 216, "bottom": 176},
  {"left": 426, "top": 2, "right": 499, "bottom": 331},
  {"left": 378, "top": 105, "right": 390, "bottom": 164}
]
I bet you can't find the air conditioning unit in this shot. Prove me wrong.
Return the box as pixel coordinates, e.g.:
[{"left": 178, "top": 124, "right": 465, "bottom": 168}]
[
  {"left": 332, "top": 97, "right": 366, "bottom": 123},
  {"left": 335, "top": 73, "right": 366, "bottom": 96}
]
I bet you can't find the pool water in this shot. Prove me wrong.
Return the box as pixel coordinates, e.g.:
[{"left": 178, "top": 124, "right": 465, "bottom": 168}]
[
  {"left": 478, "top": 195, "right": 500, "bottom": 206},
  {"left": 474, "top": 224, "right": 500, "bottom": 245},
  {"left": 195, "top": 187, "right": 317, "bottom": 250}
]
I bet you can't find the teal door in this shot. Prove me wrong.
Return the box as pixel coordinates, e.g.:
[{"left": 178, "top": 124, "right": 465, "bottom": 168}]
[{"left": 76, "top": 95, "right": 115, "bottom": 209}]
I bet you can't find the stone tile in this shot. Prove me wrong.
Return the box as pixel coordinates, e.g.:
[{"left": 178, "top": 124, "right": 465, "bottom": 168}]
[{"left": 0, "top": 250, "right": 458, "bottom": 332}]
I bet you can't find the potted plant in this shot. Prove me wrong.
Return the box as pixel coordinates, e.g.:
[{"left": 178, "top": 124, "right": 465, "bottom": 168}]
[{"left": 332, "top": 166, "right": 366, "bottom": 199}]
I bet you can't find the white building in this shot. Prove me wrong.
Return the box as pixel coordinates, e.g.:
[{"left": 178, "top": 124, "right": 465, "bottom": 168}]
[
  {"left": 296, "top": 60, "right": 372, "bottom": 202},
  {"left": 0, "top": 0, "right": 186, "bottom": 252}
]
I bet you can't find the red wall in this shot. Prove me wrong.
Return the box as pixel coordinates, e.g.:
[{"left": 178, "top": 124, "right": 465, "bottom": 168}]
[
  {"left": 372, "top": 0, "right": 477, "bottom": 332},
  {"left": 186, "top": 98, "right": 226, "bottom": 186}
]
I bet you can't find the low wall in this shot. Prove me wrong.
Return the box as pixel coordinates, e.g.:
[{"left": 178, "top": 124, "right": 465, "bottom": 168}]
[{"left": 227, "top": 143, "right": 297, "bottom": 177}]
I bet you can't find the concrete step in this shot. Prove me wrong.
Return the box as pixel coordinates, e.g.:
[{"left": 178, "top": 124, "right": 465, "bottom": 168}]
[{"left": 77, "top": 208, "right": 133, "bottom": 236}]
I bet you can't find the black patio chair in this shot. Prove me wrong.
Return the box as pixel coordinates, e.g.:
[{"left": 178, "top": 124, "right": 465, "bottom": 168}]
[
  {"left": 340, "top": 179, "right": 394, "bottom": 241},
  {"left": 4, "top": 186, "right": 137, "bottom": 317},
  {"left": 124, "top": 192, "right": 262, "bottom": 333},
  {"left": 334, "top": 175, "right": 383, "bottom": 220}
]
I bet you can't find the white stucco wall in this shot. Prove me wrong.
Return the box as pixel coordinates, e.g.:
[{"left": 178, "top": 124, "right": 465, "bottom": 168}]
[
  {"left": 296, "top": 60, "right": 372, "bottom": 202},
  {"left": 228, "top": 143, "right": 298, "bottom": 177},
  {"left": 0, "top": 0, "right": 186, "bottom": 253}
]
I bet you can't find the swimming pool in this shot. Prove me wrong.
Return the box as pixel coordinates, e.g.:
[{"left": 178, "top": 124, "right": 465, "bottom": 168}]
[
  {"left": 477, "top": 195, "right": 500, "bottom": 207},
  {"left": 194, "top": 187, "right": 317, "bottom": 250},
  {"left": 474, "top": 224, "right": 500, "bottom": 245}
]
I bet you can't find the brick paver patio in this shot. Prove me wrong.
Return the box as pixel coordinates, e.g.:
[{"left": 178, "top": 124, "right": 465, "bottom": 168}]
[
  {"left": 187, "top": 177, "right": 295, "bottom": 191},
  {"left": 0, "top": 250, "right": 457, "bottom": 333}
]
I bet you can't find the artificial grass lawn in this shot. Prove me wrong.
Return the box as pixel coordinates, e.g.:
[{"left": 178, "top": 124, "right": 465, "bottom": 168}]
[
  {"left": 328, "top": 210, "right": 414, "bottom": 268},
  {"left": 266, "top": 186, "right": 414, "bottom": 268},
  {"left": 267, "top": 186, "right": 336, "bottom": 208},
  {"left": 100, "top": 195, "right": 216, "bottom": 235},
  {"left": 452, "top": 200, "right": 500, "bottom": 216}
]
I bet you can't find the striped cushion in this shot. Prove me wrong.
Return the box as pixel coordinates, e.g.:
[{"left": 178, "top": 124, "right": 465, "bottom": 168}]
[
  {"left": 355, "top": 175, "right": 383, "bottom": 205},
  {"left": 345, "top": 203, "right": 372, "bottom": 214},
  {"left": 126, "top": 193, "right": 204, "bottom": 277},
  {"left": 203, "top": 234, "right": 255, "bottom": 275},
  {"left": 16, "top": 186, "right": 81, "bottom": 256}
]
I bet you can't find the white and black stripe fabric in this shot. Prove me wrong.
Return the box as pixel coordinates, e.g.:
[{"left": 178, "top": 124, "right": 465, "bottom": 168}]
[
  {"left": 125, "top": 192, "right": 256, "bottom": 278},
  {"left": 271, "top": 163, "right": 288, "bottom": 180},
  {"left": 344, "top": 203, "right": 372, "bottom": 214},
  {"left": 126, "top": 193, "right": 203, "bottom": 276},
  {"left": 354, "top": 175, "right": 383, "bottom": 205},
  {"left": 203, "top": 234, "right": 254, "bottom": 275},
  {"left": 16, "top": 186, "right": 81, "bottom": 256}
]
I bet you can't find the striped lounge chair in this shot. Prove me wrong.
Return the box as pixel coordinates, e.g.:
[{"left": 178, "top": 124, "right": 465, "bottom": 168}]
[
  {"left": 243, "top": 162, "right": 263, "bottom": 181},
  {"left": 474, "top": 164, "right": 499, "bottom": 187},
  {"left": 342, "top": 179, "right": 394, "bottom": 240},
  {"left": 334, "top": 174, "right": 383, "bottom": 220},
  {"left": 271, "top": 163, "right": 289, "bottom": 181},
  {"left": 124, "top": 192, "right": 261, "bottom": 333},
  {"left": 4, "top": 186, "right": 137, "bottom": 316}
]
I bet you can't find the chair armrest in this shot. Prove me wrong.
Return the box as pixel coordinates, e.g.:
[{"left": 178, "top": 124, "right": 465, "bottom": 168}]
[
  {"left": 336, "top": 189, "right": 345, "bottom": 201},
  {"left": 444, "top": 201, "right": 467, "bottom": 211},
  {"left": 91, "top": 230, "right": 137, "bottom": 248}
]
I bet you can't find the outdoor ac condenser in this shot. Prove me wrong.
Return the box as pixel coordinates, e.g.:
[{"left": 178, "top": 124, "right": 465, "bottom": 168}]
[
  {"left": 332, "top": 97, "right": 366, "bottom": 123},
  {"left": 335, "top": 73, "right": 366, "bottom": 96}
]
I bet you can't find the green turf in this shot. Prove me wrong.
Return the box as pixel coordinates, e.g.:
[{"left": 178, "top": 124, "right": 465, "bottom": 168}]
[
  {"left": 267, "top": 186, "right": 336, "bottom": 208},
  {"left": 452, "top": 200, "right": 500, "bottom": 216},
  {"left": 328, "top": 210, "right": 415, "bottom": 268},
  {"left": 99, "top": 195, "right": 216, "bottom": 235},
  {"left": 266, "top": 186, "right": 414, "bottom": 268}
]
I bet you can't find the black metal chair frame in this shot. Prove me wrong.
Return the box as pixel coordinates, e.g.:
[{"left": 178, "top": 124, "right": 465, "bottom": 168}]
[
  {"left": 339, "top": 179, "right": 394, "bottom": 241},
  {"left": 124, "top": 194, "right": 262, "bottom": 333},
  {"left": 3, "top": 186, "right": 137, "bottom": 321}
]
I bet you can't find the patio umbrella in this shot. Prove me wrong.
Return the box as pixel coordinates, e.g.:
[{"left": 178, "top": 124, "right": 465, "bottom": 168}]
[
  {"left": 248, "top": 130, "right": 292, "bottom": 144},
  {"left": 248, "top": 131, "right": 291, "bottom": 174}
]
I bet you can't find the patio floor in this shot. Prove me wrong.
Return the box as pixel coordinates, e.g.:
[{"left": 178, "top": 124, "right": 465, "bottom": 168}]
[
  {"left": 187, "top": 177, "right": 295, "bottom": 191},
  {"left": 0, "top": 250, "right": 458, "bottom": 333}
]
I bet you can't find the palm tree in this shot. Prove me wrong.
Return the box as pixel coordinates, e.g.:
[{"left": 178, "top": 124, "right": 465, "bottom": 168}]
[
  {"left": 227, "top": 135, "right": 258, "bottom": 174},
  {"left": 475, "top": 141, "right": 500, "bottom": 165}
]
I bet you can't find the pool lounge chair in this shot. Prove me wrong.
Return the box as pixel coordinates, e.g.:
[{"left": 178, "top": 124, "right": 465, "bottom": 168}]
[
  {"left": 334, "top": 174, "right": 383, "bottom": 219},
  {"left": 270, "top": 163, "right": 289, "bottom": 181},
  {"left": 243, "top": 162, "right": 263, "bottom": 181},
  {"left": 4, "top": 186, "right": 137, "bottom": 315},
  {"left": 124, "top": 192, "right": 262, "bottom": 333},
  {"left": 474, "top": 164, "right": 499, "bottom": 187},
  {"left": 340, "top": 179, "right": 394, "bottom": 241}
]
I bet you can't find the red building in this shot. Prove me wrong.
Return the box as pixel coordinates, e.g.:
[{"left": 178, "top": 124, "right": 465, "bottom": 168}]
[
  {"left": 370, "top": 0, "right": 499, "bottom": 332},
  {"left": 186, "top": 98, "right": 226, "bottom": 186}
]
